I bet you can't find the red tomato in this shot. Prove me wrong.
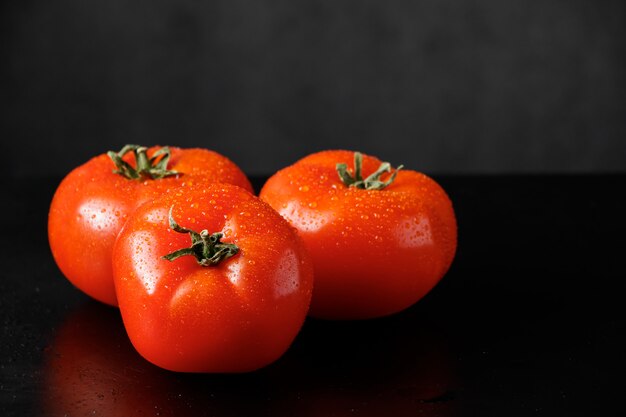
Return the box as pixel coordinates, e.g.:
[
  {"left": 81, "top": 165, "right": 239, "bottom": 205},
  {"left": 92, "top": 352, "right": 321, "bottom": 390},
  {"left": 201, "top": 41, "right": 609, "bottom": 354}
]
[
  {"left": 112, "top": 183, "right": 313, "bottom": 372},
  {"left": 48, "top": 145, "right": 253, "bottom": 306},
  {"left": 260, "top": 150, "right": 457, "bottom": 320}
]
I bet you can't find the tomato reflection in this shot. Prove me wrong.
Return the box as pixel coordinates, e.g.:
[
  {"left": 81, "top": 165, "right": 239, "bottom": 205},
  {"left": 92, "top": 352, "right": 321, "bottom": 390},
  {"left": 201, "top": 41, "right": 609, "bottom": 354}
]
[
  {"left": 42, "top": 302, "right": 458, "bottom": 416},
  {"left": 41, "top": 302, "right": 172, "bottom": 416}
]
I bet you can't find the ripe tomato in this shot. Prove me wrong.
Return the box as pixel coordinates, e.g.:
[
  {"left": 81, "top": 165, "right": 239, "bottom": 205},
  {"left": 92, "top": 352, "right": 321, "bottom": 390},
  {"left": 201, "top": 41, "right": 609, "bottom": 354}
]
[
  {"left": 112, "top": 183, "right": 313, "bottom": 372},
  {"left": 260, "top": 150, "right": 457, "bottom": 320},
  {"left": 48, "top": 145, "right": 253, "bottom": 306}
]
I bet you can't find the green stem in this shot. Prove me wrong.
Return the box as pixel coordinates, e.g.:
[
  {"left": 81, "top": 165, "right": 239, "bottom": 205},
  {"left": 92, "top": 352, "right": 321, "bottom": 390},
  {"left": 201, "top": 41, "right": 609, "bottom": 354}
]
[
  {"left": 336, "top": 152, "right": 403, "bottom": 190},
  {"left": 162, "top": 207, "right": 239, "bottom": 266},
  {"left": 107, "top": 144, "right": 179, "bottom": 180}
]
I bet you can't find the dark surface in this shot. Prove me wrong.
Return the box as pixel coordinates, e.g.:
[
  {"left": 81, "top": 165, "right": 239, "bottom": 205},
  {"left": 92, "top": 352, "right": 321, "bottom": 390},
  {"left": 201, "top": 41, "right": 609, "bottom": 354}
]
[
  {"left": 1, "top": 175, "right": 625, "bottom": 416},
  {"left": 2, "top": 1, "right": 626, "bottom": 177}
]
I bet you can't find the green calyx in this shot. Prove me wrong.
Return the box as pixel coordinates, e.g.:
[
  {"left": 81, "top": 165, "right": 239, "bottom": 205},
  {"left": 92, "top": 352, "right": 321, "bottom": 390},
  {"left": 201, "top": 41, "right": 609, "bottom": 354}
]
[
  {"left": 107, "top": 144, "right": 179, "bottom": 180},
  {"left": 162, "top": 207, "right": 239, "bottom": 267},
  {"left": 336, "top": 152, "right": 403, "bottom": 190}
]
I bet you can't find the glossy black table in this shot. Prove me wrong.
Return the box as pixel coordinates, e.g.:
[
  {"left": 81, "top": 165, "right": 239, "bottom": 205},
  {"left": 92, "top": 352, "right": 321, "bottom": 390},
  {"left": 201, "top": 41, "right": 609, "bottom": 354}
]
[{"left": 1, "top": 175, "right": 624, "bottom": 417}]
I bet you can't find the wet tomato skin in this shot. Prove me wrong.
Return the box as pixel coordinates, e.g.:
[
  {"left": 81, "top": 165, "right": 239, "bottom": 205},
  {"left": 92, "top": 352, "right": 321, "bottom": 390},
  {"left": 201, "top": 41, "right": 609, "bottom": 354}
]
[
  {"left": 48, "top": 147, "right": 253, "bottom": 306},
  {"left": 260, "top": 150, "right": 457, "bottom": 320},
  {"left": 112, "top": 183, "right": 313, "bottom": 372}
]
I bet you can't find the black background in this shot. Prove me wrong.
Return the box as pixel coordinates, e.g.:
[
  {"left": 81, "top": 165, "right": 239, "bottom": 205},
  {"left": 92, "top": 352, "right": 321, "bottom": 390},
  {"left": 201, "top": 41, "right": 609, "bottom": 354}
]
[{"left": 2, "top": 0, "right": 626, "bottom": 178}]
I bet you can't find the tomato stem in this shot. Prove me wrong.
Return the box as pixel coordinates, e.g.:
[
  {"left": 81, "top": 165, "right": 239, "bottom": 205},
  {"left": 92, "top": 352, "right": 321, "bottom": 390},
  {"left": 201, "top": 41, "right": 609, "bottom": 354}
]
[
  {"left": 336, "top": 152, "right": 403, "bottom": 190},
  {"left": 162, "top": 207, "right": 239, "bottom": 266},
  {"left": 107, "top": 144, "right": 179, "bottom": 180}
]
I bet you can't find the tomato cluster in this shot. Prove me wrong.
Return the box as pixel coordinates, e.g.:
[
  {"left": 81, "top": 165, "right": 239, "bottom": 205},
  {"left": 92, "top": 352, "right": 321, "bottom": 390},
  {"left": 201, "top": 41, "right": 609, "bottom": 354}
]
[{"left": 48, "top": 145, "right": 457, "bottom": 372}]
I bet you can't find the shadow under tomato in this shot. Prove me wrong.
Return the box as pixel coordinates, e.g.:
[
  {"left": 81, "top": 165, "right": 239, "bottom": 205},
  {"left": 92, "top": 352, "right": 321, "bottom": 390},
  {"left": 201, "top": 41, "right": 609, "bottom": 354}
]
[
  {"left": 270, "top": 306, "right": 461, "bottom": 417},
  {"left": 40, "top": 301, "right": 459, "bottom": 417}
]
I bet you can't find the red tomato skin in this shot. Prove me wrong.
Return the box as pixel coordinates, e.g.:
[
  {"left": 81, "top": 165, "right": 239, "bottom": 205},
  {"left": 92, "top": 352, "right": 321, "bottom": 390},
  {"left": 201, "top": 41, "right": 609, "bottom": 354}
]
[
  {"left": 48, "top": 147, "right": 253, "bottom": 306},
  {"left": 112, "top": 183, "right": 313, "bottom": 372},
  {"left": 260, "top": 150, "right": 457, "bottom": 320}
]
